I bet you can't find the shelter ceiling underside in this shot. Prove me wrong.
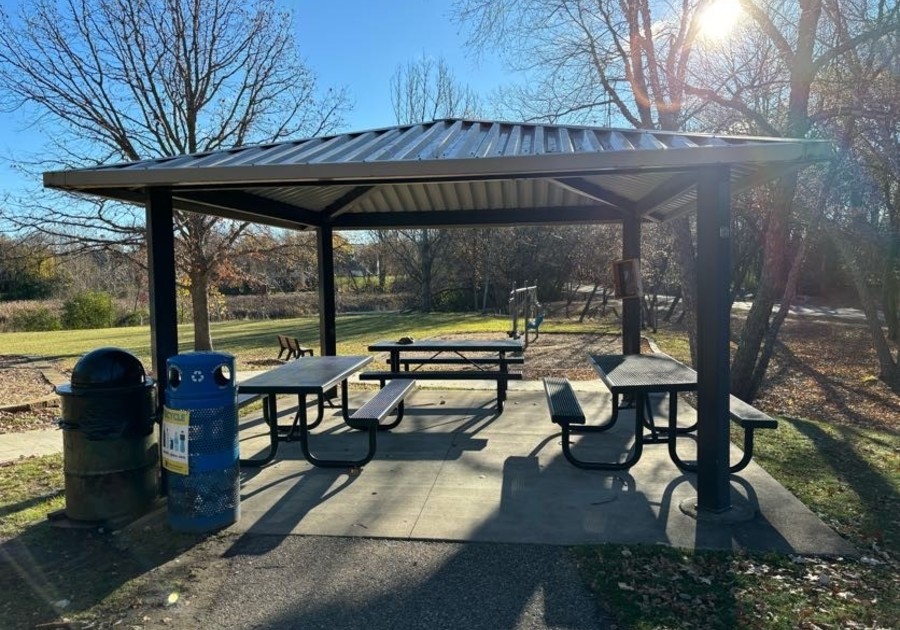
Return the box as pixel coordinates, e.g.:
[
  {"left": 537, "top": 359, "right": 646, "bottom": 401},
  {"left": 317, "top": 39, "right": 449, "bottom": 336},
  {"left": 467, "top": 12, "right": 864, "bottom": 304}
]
[
  {"left": 88, "top": 159, "right": 800, "bottom": 232},
  {"left": 191, "top": 164, "right": 770, "bottom": 229}
]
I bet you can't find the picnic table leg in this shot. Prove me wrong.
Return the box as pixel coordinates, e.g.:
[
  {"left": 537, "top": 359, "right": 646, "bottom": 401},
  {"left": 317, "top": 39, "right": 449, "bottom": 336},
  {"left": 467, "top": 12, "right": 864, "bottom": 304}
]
[
  {"left": 666, "top": 393, "right": 697, "bottom": 434},
  {"left": 298, "top": 383, "right": 378, "bottom": 468},
  {"left": 560, "top": 396, "right": 643, "bottom": 470},
  {"left": 338, "top": 380, "right": 354, "bottom": 423},
  {"left": 239, "top": 394, "right": 280, "bottom": 467},
  {"left": 667, "top": 398, "right": 698, "bottom": 472},
  {"left": 290, "top": 394, "right": 324, "bottom": 433},
  {"left": 497, "top": 350, "right": 508, "bottom": 412},
  {"left": 570, "top": 390, "right": 620, "bottom": 434},
  {"left": 389, "top": 350, "right": 400, "bottom": 372},
  {"left": 642, "top": 393, "right": 696, "bottom": 438}
]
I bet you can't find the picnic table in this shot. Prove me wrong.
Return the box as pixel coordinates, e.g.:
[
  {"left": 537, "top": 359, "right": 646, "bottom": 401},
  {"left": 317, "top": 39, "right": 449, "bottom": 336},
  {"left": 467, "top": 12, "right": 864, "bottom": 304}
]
[
  {"left": 590, "top": 353, "right": 698, "bottom": 467},
  {"left": 237, "top": 355, "right": 372, "bottom": 468},
  {"left": 545, "top": 353, "right": 776, "bottom": 471},
  {"left": 363, "top": 339, "right": 524, "bottom": 412}
]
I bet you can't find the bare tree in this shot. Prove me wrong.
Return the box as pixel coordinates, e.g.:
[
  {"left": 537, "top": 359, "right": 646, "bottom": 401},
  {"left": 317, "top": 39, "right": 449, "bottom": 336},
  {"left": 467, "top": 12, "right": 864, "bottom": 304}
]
[
  {"left": 456, "top": 0, "right": 726, "bottom": 365},
  {"left": 391, "top": 54, "right": 481, "bottom": 125},
  {"left": 457, "top": 0, "right": 898, "bottom": 400},
  {"left": 0, "top": 0, "right": 348, "bottom": 349},
  {"left": 687, "top": 0, "right": 899, "bottom": 399},
  {"left": 384, "top": 55, "right": 482, "bottom": 311}
]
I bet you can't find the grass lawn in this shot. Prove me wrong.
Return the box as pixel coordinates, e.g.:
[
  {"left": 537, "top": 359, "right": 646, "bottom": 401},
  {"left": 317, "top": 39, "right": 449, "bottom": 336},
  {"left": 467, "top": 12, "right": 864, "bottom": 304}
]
[
  {"left": 0, "top": 312, "right": 571, "bottom": 371},
  {"left": 0, "top": 313, "right": 897, "bottom": 628}
]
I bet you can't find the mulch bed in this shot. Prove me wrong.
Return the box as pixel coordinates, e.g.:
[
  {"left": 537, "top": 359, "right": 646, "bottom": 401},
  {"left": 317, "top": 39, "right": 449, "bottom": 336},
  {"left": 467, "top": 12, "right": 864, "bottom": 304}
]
[{"left": 0, "top": 356, "right": 66, "bottom": 434}]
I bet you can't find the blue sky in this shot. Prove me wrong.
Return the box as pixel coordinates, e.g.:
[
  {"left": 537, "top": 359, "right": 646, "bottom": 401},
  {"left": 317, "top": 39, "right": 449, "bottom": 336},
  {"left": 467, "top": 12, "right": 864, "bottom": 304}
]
[
  {"left": 0, "top": 1, "right": 510, "bottom": 196},
  {"left": 295, "top": 2, "right": 508, "bottom": 129}
]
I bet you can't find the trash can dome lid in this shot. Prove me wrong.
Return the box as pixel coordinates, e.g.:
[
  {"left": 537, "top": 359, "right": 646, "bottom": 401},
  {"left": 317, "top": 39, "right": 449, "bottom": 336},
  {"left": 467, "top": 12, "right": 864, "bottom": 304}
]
[{"left": 71, "top": 347, "right": 146, "bottom": 388}]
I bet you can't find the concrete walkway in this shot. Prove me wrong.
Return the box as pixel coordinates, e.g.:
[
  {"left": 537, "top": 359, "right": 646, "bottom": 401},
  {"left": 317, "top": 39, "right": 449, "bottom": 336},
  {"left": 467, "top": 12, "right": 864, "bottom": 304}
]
[
  {"left": 2, "top": 382, "right": 855, "bottom": 554},
  {"left": 0, "top": 427, "right": 62, "bottom": 464},
  {"left": 2, "top": 383, "right": 857, "bottom": 629},
  {"left": 234, "top": 387, "right": 854, "bottom": 555}
]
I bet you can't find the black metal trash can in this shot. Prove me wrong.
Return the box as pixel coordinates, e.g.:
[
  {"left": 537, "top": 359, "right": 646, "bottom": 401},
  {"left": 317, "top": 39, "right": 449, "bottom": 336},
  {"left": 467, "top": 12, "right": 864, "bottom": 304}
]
[{"left": 56, "top": 347, "right": 159, "bottom": 523}]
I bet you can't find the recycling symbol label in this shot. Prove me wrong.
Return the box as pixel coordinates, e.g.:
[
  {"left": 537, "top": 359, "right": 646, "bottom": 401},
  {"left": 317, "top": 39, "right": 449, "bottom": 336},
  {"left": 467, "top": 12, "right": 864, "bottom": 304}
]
[{"left": 191, "top": 370, "right": 205, "bottom": 383}]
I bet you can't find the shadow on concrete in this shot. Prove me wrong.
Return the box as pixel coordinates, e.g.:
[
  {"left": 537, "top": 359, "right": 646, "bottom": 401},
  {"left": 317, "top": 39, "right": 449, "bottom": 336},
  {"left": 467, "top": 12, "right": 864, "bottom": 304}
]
[{"left": 198, "top": 388, "right": 856, "bottom": 628}]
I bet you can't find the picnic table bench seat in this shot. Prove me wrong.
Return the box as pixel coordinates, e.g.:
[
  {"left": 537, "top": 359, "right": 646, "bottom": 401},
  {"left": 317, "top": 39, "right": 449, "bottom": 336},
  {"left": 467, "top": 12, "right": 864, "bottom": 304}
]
[
  {"left": 665, "top": 389, "right": 778, "bottom": 474},
  {"left": 544, "top": 377, "right": 586, "bottom": 427},
  {"left": 348, "top": 378, "right": 416, "bottom": 432},
  {"left": 360, "top": 370, "right": 523, "bottom": 382},
  {"left": 544, "top": 377, "right": 617, "bottom": 469},
  {"left": 308, "top": 378, "right": 417, "bottom": 469},
  {"left": 398, "top": 357, "right": 525, "bottom": 368}
]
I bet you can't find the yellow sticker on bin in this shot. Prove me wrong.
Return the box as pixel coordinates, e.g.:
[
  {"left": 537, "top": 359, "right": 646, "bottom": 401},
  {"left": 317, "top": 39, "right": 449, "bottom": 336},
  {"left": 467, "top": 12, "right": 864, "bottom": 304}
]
[{"left": 162, "top": 407, "right": 190, "bottom": 475}]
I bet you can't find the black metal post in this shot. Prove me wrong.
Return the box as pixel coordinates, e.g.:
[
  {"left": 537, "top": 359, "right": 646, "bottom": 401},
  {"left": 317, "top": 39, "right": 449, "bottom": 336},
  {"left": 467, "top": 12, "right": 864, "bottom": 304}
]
[
  {"left": 317, "top": 225, "right": 337, "bottom": 357},
  {"left": 622, "top": 214, "right": 641, "bottom": 355},
  {"left": 146, "top": 188, "right": 178, "bottom": 400},
  {"left": 695, "top": 166, "right": 732, "bottom": 513}
]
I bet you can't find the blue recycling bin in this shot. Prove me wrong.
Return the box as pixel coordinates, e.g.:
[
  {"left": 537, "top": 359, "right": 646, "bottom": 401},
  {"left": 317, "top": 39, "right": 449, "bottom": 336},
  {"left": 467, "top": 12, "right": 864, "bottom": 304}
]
[{"left": 163, "top": 351, "right": 239, "bottom": 532}]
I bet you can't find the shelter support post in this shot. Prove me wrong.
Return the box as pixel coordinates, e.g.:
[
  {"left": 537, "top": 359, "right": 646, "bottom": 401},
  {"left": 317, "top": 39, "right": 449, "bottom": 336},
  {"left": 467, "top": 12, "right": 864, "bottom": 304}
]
[
  {"left": 317, "top": 225, "right": 337, "bottom": 357},
  {"left": 622, "top": 214, "right": 641, "bottom": 355},
  {"left": 146, "top": 188, "right": 178, "bottom": 400},
  {"left": 695, "top": 166, "right": 732, "bottom": 513}
]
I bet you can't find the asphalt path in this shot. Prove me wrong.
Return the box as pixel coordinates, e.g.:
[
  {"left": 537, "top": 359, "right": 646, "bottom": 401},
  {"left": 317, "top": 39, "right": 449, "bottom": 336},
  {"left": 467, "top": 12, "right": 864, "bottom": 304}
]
[
  {"left": 174, "top": 536, "right": 611, "bottom": 629},
  {"left": 573, "top": 285, "right": 870, "bottom": 323}
]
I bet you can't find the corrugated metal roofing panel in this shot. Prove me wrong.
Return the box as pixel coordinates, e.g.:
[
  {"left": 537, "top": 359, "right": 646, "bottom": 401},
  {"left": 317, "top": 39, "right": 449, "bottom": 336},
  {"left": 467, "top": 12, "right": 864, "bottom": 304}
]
[
  {"left": 43, "top": 118, "right": 833, "bottom": 229},
  {"left": 65, "top": 119, "right": 830, "bottom": 177}
]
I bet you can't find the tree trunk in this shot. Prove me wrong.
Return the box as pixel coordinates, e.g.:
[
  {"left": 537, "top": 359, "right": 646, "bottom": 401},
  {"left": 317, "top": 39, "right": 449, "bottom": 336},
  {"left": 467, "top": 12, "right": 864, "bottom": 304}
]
[
  {"left": 748, "top": 236, "right": 804, "bottom": 401},
  {"left": 663, "top": 290, "right": 681, "bottom": 322},
  {"left": 190, "top": 271, "right": 213, "bottom": 351},
  {"left": 671, "top": 216, "right": 698, "bottom": 366},
  {"left": 884, "top": 223, "right": 900, "bottom": 342},
  {"left": 831, "top": 225, "right": 900, "bottom": 393},
  {"left": 579, "top": 282, "right": 600, "bottom": 322},
  {"left": 418, "top": 230, "right": 435, "bottom": 311},
  {"left": 377, "top": 255, "right": 387, "bottom": 292},
  {"left": 731, "top": 176, "right": 798, "bottom": 399}
]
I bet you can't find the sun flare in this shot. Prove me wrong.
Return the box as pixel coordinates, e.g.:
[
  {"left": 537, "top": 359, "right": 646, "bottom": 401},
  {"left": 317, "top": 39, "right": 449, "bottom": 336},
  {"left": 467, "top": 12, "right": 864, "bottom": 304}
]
[{"left": 698, "top": 0, "right": 744, "bottom": 41}]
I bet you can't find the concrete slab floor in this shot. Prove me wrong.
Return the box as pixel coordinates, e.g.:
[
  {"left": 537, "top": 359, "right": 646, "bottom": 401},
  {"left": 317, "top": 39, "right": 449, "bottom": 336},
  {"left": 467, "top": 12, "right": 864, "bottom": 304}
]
[{"left": 233, "top": 386, "right": 856, "bottom": 556}]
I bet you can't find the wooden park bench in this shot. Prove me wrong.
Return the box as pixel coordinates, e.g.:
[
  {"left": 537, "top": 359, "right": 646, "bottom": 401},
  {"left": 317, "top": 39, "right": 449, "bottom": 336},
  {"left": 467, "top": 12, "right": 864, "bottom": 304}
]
[{"left": 276, "top": 335, "right": 314, "bottom": 360}]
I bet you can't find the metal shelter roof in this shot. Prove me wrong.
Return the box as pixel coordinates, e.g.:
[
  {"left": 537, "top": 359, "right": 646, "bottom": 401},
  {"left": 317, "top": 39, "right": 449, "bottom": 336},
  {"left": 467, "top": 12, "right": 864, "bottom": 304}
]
[{"left": 43, "top": 119, "right": 832, "bottom": 230}]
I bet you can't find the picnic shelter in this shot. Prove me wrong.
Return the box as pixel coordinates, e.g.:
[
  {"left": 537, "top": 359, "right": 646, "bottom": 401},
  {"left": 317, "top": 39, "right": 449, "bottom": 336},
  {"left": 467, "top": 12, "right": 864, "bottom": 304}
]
[{"left": 43, "top": 119, "right": 833, "bottom": 518}]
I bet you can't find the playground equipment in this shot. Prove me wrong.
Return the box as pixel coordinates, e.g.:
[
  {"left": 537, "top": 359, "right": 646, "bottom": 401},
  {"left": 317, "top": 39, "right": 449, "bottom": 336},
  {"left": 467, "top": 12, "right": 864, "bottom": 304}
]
[{"left": 508, "top": 283, "right": 543, "bottom": 349}]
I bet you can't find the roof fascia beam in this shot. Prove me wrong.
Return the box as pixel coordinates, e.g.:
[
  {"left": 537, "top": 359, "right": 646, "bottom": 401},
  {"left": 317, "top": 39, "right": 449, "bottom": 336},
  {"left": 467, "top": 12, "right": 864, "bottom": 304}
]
[
  {"left": 550, "top": 178, "right": 636, "bottom": 215},
  {"left": 161, "top": 165, "right": 702, "bottom": 191},
  {"left": 89, "top": 187, "right": 206, "bottom": 213},
  {"left": 333, "top": 206, "right": 625, "bottom": 229},
  {"left": 176, "top": 190, "right": 322, "bottom": 228},
  {"left": 88, "top": 187, "right": 313, "bottom": 230}
]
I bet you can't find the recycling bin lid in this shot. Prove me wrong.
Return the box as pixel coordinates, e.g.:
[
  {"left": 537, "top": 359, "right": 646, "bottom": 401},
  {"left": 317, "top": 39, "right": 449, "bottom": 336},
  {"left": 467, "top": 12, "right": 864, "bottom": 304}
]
[{"left": 70, "top": 347, "right": 148, "bottom": 389}]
